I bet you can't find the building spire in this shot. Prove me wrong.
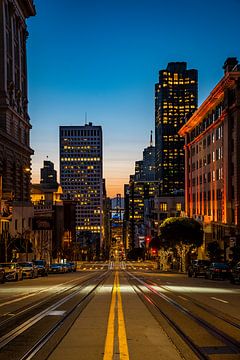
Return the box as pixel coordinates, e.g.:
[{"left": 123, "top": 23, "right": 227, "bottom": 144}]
[{"left": 150, "top": 130, "right": 153, "bottom": 146}]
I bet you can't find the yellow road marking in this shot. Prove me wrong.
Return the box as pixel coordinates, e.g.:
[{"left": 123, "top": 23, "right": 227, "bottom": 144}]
[
  {"left": 103, "top": 272, "right": 117, "bottom": 360},
  {"left": 103, "top": 272, "right": 129, "bottom": 360},
  {"left": 117, "top": 273, "right": 130, "bottom": 360}
]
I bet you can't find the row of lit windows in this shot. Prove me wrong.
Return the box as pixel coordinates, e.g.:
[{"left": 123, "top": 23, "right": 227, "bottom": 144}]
[
  {"left": 76, "top": 225, "right": 101, "bottom": 229},
  {"left": 158, "top": 202, "right": 182, "bottom": 212}
]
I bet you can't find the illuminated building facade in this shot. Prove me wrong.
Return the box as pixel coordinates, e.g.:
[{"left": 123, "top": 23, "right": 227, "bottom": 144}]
[
  {"left": 155, "top": 62, "right": 198, "bottom": 195},
  {"left": 40, "top": 160, "right": 57, "bottom": 185},
  {"left": 126, "top": 180, "right": 159, "bottom": 249},
  {"left": 59, "top": 123, "right": 103, "bottom": 253},
  {"left": 179, "top": 58, "right": 240, "bottom": 258},
  {"left": 0, "top": 0, "right": 36, "bottom": 261},
  {"left": 0, "top": 0, "right": 36, "bottom": 202},
  {"left": 134, "top": 131, "right": 155, "bottom": 181}
]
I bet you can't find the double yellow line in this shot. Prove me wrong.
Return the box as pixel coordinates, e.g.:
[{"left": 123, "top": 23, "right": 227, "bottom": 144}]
[{"left": 103, "top": 271, "right": 129, "bottom": 360}]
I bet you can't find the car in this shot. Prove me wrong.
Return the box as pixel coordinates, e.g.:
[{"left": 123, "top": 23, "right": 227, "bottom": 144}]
[
  {"left": 18, "top": 262, "right": 38, "bottom": 279},
  {"left": 64, "top": 263, "right": 73, "bottom": 272},
  {"left": 0, "top": 262, "right": 23, "bottom": 281},
  {"left": 0, "top": 266, "right": 5, "bottom": 283},
  {"left": 188, "top": 259, "right": 211, "bottom": 278},
  {"left": 33, "top": 259, "right": 49, "bottom": 277},
  {"left": 230, "top": 262, "right": 240, "bottom": 284},
  {"left": 205, "top": 262, "right": 230, "bottom": 280},
  {"left": 49, "top": 263, "right": 65, "bottom": 274},
  {"left": 66, "top": 262, "right": 77, "bottom": 272}
]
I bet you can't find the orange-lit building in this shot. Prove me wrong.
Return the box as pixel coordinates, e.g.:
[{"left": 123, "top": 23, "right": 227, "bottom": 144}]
[{"left": 179, "top": 58, "right": 240, "bottom": 259}]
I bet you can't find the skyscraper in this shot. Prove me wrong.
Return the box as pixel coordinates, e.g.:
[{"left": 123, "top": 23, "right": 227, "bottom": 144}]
[
  {"left": 134, "top": 132, "right": 155, "bottom": 181},
  {"left": 40, "top": 160, "right": 57, "bottom": 185},
  {"left": 155, "top": 62, "right": 198, "bottom": 195},
  {"left": 59, "top": 123, "right": 103, "bottom": 254}
]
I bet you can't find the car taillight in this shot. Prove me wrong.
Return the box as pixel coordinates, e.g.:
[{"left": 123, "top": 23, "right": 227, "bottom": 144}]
[{"left": 213, "top": 269, "right": 221, "bottom": 272}]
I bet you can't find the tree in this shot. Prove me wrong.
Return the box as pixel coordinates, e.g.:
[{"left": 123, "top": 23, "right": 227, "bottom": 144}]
[
  {"left": 159, "top": 217, "right": 203, "bottom": 248},
  {"left": 159, "top": 217, "right": 203, "bottom": 272},
  {"left": 149, "top": 236, "right": 161, "bottom": 250}
]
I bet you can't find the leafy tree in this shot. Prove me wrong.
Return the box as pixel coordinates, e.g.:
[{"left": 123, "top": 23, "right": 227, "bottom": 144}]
[
  {"left": 127, "top": 247, "right": 145, "bottom": 260},
  {"left": 149, "top": 236, "right": 161, "bottom": 249},
  {"left": 207, "top": 241, "right": 222, "bottom": 261},
  {"left": 159, "top": 217, "right": 203, "bottom": 249}
]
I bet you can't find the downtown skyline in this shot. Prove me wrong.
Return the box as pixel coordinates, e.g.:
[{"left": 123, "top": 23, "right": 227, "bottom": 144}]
[{"left": 27, "top": 0, "right": 240, "bottom": 197}]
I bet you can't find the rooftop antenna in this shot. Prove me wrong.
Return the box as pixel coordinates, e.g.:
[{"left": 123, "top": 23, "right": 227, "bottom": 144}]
[
  {"left": 85, "top": 112, "right": 88, "bottom": 125},
  {"left": 150, "top": 130, "right": 153, "bottom": 147}
]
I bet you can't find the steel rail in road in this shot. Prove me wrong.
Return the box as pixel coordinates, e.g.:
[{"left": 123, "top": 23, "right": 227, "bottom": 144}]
[
  {"left": 0, "top": 271, "right": 105, "bottom": 332},
  {"left": 0, "top": 271, "right": 109, "bottom": 360},
  {"left": 145, "top": 277, "right": 240, "bottom": 331},
  {"left": 126, "top": 271, "right": 240, "bottom": 360}
]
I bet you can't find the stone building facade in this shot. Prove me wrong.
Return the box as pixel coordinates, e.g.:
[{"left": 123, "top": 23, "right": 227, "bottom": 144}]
[
  {"left": 0, "top": 0, "right": 36, "bottom": 202},
  {"left": 179, "top": 58, "right": 240, "bottom": 259}
]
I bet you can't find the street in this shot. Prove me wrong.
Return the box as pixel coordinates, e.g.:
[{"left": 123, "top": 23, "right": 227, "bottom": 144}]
[{"left": 0, "top": 261, "right": 239, "bottom": 359}]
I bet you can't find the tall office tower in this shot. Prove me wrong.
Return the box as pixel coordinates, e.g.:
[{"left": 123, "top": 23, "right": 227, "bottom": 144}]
[
  {"left": 0, "top": 0, "right": 36, "bottom": 202},
  {"left": 134, "top": 132, "right": 155, "bottom": 181},
  {"left": 142, "top": 131, "right": 155, "bottom": 181},
  {"left": 59, "top": 123, "right": 103, "bottom": 254},
  {"left": 155, "top": 62, "right": 198, "bottom": 195},
  {"left": 40, "top": 160, "right": 57, "bottom": 185}
]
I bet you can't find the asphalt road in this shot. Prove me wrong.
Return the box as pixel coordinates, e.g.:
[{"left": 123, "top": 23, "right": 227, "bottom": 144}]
[{"left": 0, "top": 261, "right": 239, "bottom": 360}]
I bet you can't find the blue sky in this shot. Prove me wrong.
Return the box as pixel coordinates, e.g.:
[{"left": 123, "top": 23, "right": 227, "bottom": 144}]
[{"left": 27, "top": 0, "right": 240, "bottom": 196}]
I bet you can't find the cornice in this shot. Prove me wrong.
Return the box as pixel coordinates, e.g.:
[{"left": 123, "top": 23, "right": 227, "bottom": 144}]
[
  {"left": 179, "top": 72, "right": 240, "bottom": 136},
  {"left": 17, "top": 0, "right": 36, "bottom": 18}
]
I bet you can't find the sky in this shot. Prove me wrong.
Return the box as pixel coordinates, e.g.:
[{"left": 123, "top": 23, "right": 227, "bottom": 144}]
[{"left": 27, "top": 0, "right": 240, "bottom": 197}]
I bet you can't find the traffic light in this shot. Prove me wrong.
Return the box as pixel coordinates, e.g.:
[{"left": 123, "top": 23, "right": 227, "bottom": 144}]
[{"left": 146, "top": 236, "right": 150, "bottom": 243}]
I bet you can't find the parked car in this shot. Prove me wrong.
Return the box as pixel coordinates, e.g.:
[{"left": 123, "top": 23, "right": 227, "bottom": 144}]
[
  {"left": 0, "top": 266, "right": 5, "bottom": 283},
  {"left": 18, "top": 262, "right": 38, "bottom": 279},
  {"left": 0, "top": 263, "right": 23, "bottom": 281},
  {"left": 66, "top": 262, "right": 77, "bottom": 272},
  {"left": 49, "top": 263, "right": 65, "bottom": 274},
  {"left": 230, "top": 262, "right": 240, "bottom": 284},
  {"left": 188, "top": 259, "right": 211, "bottom": 278},
  {"left": 33, "top": 259, "right": 48, "bottom": 277},
  {"left": 205, "top": 262, "right": 230, "bottom": 280},
  {"left": 65, "top": 263, "right": 73, "bottom": 272},
  {"left": 61, "top": 263, "right": 68, "bottom": 273}
]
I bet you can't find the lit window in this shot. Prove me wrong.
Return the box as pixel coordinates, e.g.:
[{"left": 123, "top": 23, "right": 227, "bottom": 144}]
[
  {"left": 176, "top": 203, "right": 182, "bottom": 211},
  {"left": 159, "top": 202, "right": 168, "bottom": 211}
]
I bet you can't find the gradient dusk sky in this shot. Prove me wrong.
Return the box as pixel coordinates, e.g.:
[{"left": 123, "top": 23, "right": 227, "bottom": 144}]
[{"left": 27, "top": 0, "right": 240, "bottom": 197}]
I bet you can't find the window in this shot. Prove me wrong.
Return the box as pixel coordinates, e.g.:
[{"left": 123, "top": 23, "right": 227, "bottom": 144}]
[
  {"left": 207, "top": 154, "right": 211, "bottom": 164},
  {"left": 159, "top": 202, "right": 168, "bottom": 211},
  {"left": 208, "top": 172, "right": 211, "bottom": 182},
  {"left": 176, "top": 203, "right": 182, "bottom": 211},
  {"left": 207, "top": 135, "right": 211, "bottom": 146}
]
